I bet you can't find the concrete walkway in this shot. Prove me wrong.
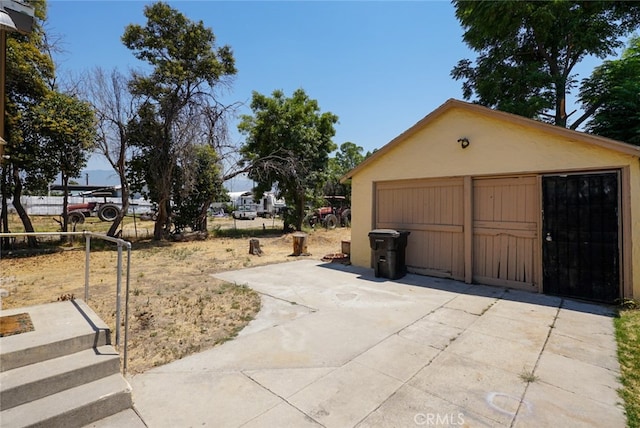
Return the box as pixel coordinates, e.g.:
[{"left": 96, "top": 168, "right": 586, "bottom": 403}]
[{"left": 129, "top": 260, "right": 625, "bottom": 427}]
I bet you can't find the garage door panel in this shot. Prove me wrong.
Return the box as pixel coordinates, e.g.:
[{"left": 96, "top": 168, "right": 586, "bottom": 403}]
[
  {"left": 405, "top": 230, "right": 464, "bottom": 279},
  {"left": 542, "top": 172, "right": 620, "bottom": 302},
  {"left": 473, "top": 176, "right": 538, "bottom": 290},
  {"left": 376, "top": 178, "right": 464, "bottom": 280},
  {"left": 474, "top": 234, "right": 536, "bottom": 287},
  {"left": 376, "top": 176, "right": 539, "bottom": 288}
]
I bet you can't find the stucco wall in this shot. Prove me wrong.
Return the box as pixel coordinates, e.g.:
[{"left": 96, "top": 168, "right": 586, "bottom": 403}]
[{"left": 350, "top": 107, "right": 640, "bottom": 298}]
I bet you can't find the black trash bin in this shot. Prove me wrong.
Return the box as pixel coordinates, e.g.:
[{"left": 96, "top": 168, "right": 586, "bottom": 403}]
[{"left": 368, "top": 229, "right": 410, "bottom": 279}]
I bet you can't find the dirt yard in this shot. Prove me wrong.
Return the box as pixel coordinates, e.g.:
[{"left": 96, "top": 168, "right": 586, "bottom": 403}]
[{"left": 1, "top": 221, "right": 351, "bottom": 374}]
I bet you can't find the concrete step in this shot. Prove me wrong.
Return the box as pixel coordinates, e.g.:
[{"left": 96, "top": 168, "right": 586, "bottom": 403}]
[
  {"left": 81, "top": 409, "right": 146, "bottom": 428},
  {"left": 0, "top": 373, "right": 133, "bottom": 428},
  {"left": 0, "top": 345, "right": 121, "bottom": 410},
  {"left": 1, "top": 300, "right": 112, "bottom": 372}
]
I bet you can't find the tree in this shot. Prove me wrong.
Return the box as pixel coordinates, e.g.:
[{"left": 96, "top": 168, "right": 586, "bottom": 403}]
[
  {"left": 324, "top": 142, "right": 365, "bottom": 204},
  {"left": 29, "top": 91, "right": 96, "bottom": 234},
  {"left": 451, "top": 1, "right": 640, "bottom": 128},
  {"left": 172, "top": 144, "right": 226, "bottom": 232},
  {"left": 579, "top": 36, "right": 640, "bottom": 144},
  {"left": 238, "top": 89, "right": 338, "bottom": 231},
  {"left": 122, "top": 1, "right": 236, "bottom": 240},
  {"left": 82, "top": 67, "right": 137, "bottom": 237},
  {"left": 2, "top": 0, "right": 54, "bottom": 246}
]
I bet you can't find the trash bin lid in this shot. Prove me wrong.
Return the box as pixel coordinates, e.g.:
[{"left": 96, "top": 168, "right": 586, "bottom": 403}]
[{"left": 368, "top": 229, "right": 400, "bottom": 237}]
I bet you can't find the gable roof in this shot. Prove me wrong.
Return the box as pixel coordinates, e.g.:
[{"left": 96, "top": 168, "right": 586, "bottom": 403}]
[{"left": 343, "top": 99, "right": 640, "bottom": 181}]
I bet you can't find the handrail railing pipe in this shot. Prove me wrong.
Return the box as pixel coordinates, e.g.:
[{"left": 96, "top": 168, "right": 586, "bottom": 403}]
[{"left": 0, "top": 231, "right": 132, "bottom": 374}]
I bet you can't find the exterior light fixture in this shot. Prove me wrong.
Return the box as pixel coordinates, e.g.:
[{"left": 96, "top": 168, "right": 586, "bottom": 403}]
[
  {"left": 457, "top": 137, "right": 470, "bottom": 149},
  {"left": 0, "top": 6, "right": 16, "bottom": 31}
]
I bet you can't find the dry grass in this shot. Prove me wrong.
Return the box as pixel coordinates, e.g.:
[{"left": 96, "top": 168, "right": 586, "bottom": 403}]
[
  {"left": 1, "top": 214, "right": 351, "bottom": 373},
  {"left": 615, "top": 307, "right": 640, "bottom": 427}
]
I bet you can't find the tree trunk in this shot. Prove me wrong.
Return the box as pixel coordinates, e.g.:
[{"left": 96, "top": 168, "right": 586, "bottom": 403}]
[
  {"left": 294, "top": 189, "right": 305, "bottom": 231},
  {"left": 1, "top": 163, "right": 10, "bottom": 249},
  {"left": 153, "top": 196, "right": 172, "bottom": 240},
  {"left": 195, "top": 197, "right": 212, "bottom": 232},
  {"left": 11, "top": 167, "right": 37, "bottom": 247},
  {"left": 61, "top": 173, "right": 70, "bottom": 242},
  {"left": 555, "top": 80, "right": 568, "bottom": 128},
  {"left": 107, "top": 169, "right": 130, "bottom": 238},
  {"left": 1, "top": 165, "right": 8, "bottom": 231},
  {"left": 292, "top": 232, "right": 308, "bottom": 256},
  {"left": 249, "top": 238, "right": 262, "bottom": 256}
]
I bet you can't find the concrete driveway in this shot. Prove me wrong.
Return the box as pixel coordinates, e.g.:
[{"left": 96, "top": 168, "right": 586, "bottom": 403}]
[{"left": 129, "top": 260, "right": 624, "bottom": 427}]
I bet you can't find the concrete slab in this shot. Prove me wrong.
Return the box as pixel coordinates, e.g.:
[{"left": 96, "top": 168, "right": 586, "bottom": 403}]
[
  {"left": 423, "top": 306, "right": 480, "bottom": 330},
  {"left": 545, "top": 329, "right": 620, "bottom": 372},
  {"left": 144, "top": 308, "right": 413, "bottom": 372},
  {"left": 241, "top": 402, "right": 322, "bottom": 428},
  {"left": 352, "top": 334, "right": 440, "bottom": 382},
  {"left": 553, "top": 308, "right": 618, "bottom": 351},
  {"left": 487, "top": 297, "right": 560, "bottom": 324},
  {"left": 466, "top": 313, "right": 551, "bottom": 348},
  {"left": 443, "top": 291, "right": 502, "bottom": 315},
  {"left": 399, "top": 318, "right": 464, "bottom": 350},
  {"left": 236, "top": 294, "right": 315, "bottom": 338},
  {"left": 244, "top": 367, "right": 336, "bottom": 399},
  {"left": 359, "top": 384, "right": 500, "bottom": 427},
  {"left": 125, "top": 261, "right": 625, "bottom": 427},
  {"left": 514, "top": 381, "right": 626, "bottom": 427},
  {"left": 535, "top": 351, "right": 621, "bottom": 407},
  {"left": 131, "top": 371, "right": 281, "bottom": 427},
  {"left": 445, "top": 330, "right": 541, "bottom": 375},
  {"left": 409, "top": 352, "right": 529, "bottom": 426},
  {"left": 82, "top": 409, "right": 146, "bottom": 428},
  {"left": 287, "top": 360, "right": 402, "bottom": 428}
]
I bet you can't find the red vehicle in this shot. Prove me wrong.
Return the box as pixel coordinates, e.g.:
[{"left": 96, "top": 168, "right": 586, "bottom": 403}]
[
  {"left": 305, "top": 196, "right": 351, "bottom": 229},
  {"left": 66, "top": 200, "right": 120, "bottom": 224}
]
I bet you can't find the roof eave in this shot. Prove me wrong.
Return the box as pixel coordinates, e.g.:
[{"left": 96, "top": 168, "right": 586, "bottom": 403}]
[{"left": 342, "top": 99, "right": 640, "bottom": 181}]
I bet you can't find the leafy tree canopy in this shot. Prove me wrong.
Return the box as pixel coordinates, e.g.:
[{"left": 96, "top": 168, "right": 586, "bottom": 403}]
[
  {"left": 2, "top": 0, "right": 97, "bottom": 241},
  {"left": 580, "top": 36, "right": 640, "bottom": 145},
  {"left": 239, "top": 89, "right": 338, "bottom": 231},
  {"left": 123, "top": 1, "right": 235, "bottom": 102},
  {"left": 324, "top": 142, "right": 365, "bottom": 204},
  {"left": 451, "top": 1, "right": 640, "bottom": 128},
  {"left": 122, "top": 1, "right": 236, "bottom": 239},
  {"left": 172, "top": 144, "right": 226, "bottom": 232}
]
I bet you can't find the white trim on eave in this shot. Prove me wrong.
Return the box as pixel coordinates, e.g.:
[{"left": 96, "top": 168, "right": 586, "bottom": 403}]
[{"left": 341, "top": 99, "right": 640, "bottom": 182}]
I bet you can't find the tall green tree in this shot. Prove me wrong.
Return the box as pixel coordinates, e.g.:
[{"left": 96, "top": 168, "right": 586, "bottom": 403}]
[
  {"left": 451, "top": 1, "right": 640, "bottom": 128},
  {"left": 122, "top": 1, "right": 236, "bottom": 240},
  {"left": 1, "top": 0, "right": 54, "bottom": 245},
  {"left": 238, "top": 89, "right": 338, "bottom": 232},
  {"left": 30, "top": 91, "right": 96, "bottom": 233},
  {"left": 324, "top": 142, "right": 365, "bottom": 204},
  {"left": 579, "top": 36, "right": 640, "bottom": 144}
]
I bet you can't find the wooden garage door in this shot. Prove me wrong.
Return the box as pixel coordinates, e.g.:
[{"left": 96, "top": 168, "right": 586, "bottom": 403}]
[
  {"left": 375, "top": 178, "right": 465, "bottom": 280},
  {"left": 473, "top": 176, "right": 539, "bottom": 290}
]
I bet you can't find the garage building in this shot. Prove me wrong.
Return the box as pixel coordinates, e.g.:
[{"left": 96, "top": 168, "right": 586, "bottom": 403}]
[{"left": 343, "top": 99, "right": 640, "bottom": 303}]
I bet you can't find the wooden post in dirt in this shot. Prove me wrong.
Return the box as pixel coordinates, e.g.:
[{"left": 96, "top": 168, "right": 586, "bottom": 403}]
[
  {"left": 292, "top": 232, "right": 308, "bottom": 256},
  {"left": 249, "top": 238, "right": 263, "bottom": 256}
]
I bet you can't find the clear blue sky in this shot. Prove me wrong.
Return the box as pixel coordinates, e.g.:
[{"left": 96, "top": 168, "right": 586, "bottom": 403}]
[{"left": 45, "top": 0, "right": 614, "bottom": 179}]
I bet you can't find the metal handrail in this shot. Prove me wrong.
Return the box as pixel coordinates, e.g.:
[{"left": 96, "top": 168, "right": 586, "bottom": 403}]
[{"left": 0, "top": 231, "right": 132, "bottom": 374}]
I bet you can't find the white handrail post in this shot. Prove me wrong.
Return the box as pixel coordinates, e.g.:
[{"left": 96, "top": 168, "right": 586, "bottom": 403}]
[
  {"left": 84, "top": 234, "right": 91, "bottom": 302},
  {"left": 123, "top": 244, "right": 131, "bottom": 374},
  {"left": 115, "top": 243, "right": 122, "bottom": 347}
]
